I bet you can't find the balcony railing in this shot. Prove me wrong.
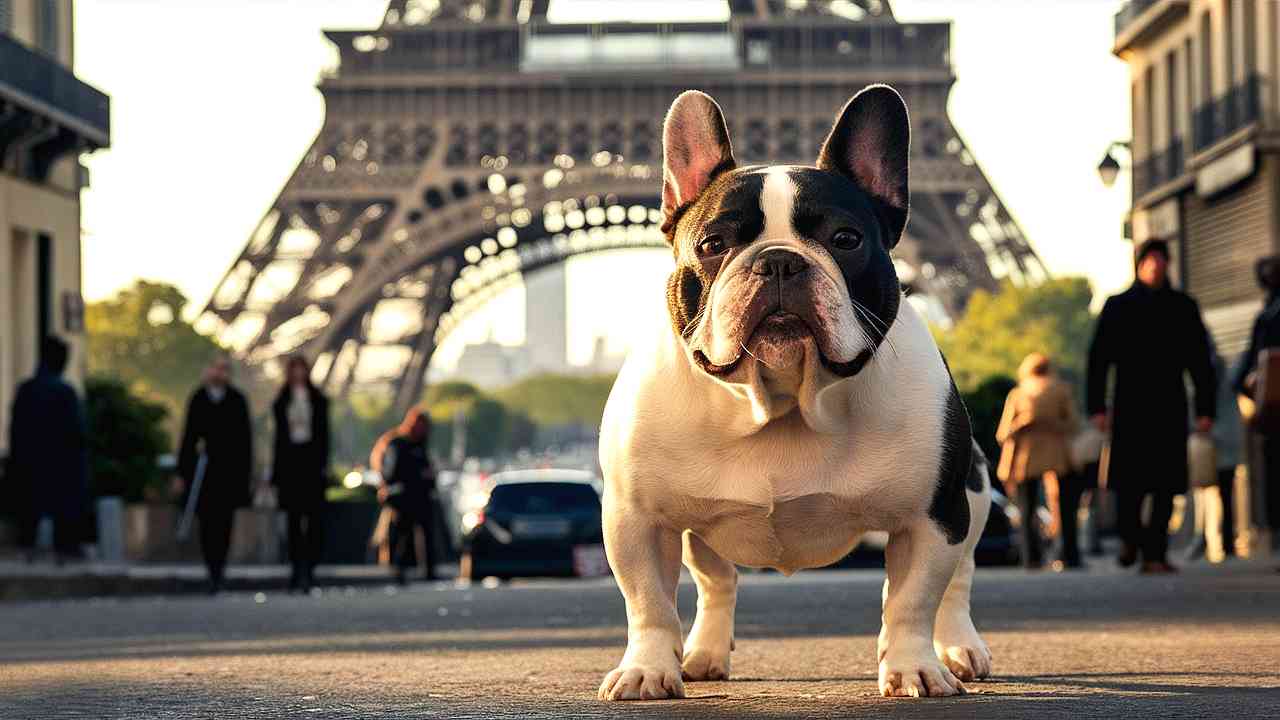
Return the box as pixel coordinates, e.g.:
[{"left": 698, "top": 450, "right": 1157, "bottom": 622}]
[
  {"left": 1193, "top": 74, "right": 1261, "bottom": 151},
  {"left": 0, "top": 32, "right": 110, "bottom": 145},
  {"left": 1132, "top": 138, "right": 1185, "bottom": 199}
]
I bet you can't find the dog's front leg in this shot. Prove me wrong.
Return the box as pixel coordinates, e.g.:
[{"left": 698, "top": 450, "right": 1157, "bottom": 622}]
[
  {"left": 877, "top": 520, "right": 966, "bottom": 698},
  {"left": 598, "top": 500, "right": 685, "bottom": 701}
]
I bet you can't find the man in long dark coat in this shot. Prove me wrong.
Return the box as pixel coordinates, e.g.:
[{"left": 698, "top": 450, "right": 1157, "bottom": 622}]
[
  {"left": 1232, "top": 255, "right": 1280, "bottom": 543},
  {"left": 9, "top": 337, "right": 89, "bottom": 563},
  {"left": 1087, "top": 239, "right": 1215, "bottom": 573},
  {"left": 178, "top": 355, "right": 253, "bottom": 594}
]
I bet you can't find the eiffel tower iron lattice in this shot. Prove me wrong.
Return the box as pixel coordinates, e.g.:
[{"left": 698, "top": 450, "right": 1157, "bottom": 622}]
[{"left": 199, "top": 0, "right": 1047, "bottom": 415}]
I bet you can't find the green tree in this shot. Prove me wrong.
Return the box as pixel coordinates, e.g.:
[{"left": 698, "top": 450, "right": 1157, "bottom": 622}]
[
  {"left": 962, "top": 375, "right": 1018, "bottom": 468},
  {"left": 86, "top": 280, "right": 225, "bottom": 433},
  {"left": 422, "top": 381, "right": 530, "bottom": 459},
  {"left": 935, "top": 277, "right": 1095, "bottom": 393},
  {"left": 84, "top": 377, "right": 170, "bottom": 502},
  {"left": 494, "top": 373, "right": 616, "bottom": 427}
]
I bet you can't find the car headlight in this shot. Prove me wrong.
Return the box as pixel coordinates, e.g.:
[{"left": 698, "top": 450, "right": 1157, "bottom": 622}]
[{"left": 461, "top": 510, "right": 485, "bottom": 532}]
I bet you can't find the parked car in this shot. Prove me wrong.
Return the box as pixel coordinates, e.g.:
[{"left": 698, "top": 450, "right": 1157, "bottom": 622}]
[{"left": 459, "top": 469, "right": 607, "bottom": 581}]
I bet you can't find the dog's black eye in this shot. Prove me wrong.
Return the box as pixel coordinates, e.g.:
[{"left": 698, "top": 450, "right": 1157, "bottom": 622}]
[
  {"left": 832, "top": 228, "right": 863, "bottom": 251},
  {"left": 696, "top": 234, "right": 726, "bottom": 257}
]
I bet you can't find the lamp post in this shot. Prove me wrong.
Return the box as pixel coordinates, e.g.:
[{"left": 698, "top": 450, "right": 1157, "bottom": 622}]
[{"left": 1097, "top": 140, "right": 1132, "bottom": 187}]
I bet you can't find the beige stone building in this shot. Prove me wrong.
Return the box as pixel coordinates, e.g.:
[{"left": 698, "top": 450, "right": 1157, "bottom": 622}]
[
  {"left": 1113, "top": 0, "right": 1280, "bottom": 356},
  {"left": 0, "top": 0, "right": 110, "bottom": 455}
]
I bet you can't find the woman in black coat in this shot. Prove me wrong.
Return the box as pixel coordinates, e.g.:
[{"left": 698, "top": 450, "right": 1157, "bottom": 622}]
[
  {"left": 1086, "top": 240, "right": 1215, "bottom": 573},
  {"left": 270, "top": 356, "right": 330, "bottom": 592}
]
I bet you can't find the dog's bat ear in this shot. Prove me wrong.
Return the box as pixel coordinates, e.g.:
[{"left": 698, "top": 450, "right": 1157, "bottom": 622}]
[
  {"left": 661, "top": 91, "right": 736, "bottom": 239},
  {"left": 818, "top": 84, "right": 910, "bottom": 248}
]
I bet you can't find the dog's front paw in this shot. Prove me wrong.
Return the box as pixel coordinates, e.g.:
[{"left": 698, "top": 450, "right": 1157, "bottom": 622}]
[
  {"left": 933, "top": 615, "right": 992, "bottom": 682},
  {"left": 879, "top": 643, "right": 967, "bottom": 698},
  {"left": 682, "top": 614, "right": 733, "bottom": 681},
  {"left": 598, "top": 662, "right": 685, "bottom": 701},
  {"left": 682, "top": 645, "right": 730, "bottom": 681}
]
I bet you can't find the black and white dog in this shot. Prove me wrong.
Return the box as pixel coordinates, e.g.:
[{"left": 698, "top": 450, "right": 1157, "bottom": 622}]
[{"left": 597, "top": 85, "right": 993, "bottom": 701}]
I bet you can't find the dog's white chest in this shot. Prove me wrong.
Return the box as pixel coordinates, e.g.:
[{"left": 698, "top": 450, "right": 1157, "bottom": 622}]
[{"left": 658, "top": 421, "right": 938, "bottom": 573}]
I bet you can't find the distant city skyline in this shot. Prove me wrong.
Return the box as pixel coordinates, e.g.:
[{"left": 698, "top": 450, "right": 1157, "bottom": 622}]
[{"left": 75, "top": 0, "right": 1132, "bottom": 372}]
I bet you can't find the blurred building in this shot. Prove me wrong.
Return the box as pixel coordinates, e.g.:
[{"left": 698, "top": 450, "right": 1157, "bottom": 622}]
[
  {"left": 522, "top": 263, "right": 568, "bottom": 374},
  {"left": 1113, "top": 0, "right": 1279, "bottom": 355},
  {"left": 0, "top": 0, "right": 110, "bottom": 453}
]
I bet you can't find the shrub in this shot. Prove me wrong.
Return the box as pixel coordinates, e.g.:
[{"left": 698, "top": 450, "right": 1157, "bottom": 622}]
[{"left": 85, "top": 376, "right": 170, "bottom": 502}]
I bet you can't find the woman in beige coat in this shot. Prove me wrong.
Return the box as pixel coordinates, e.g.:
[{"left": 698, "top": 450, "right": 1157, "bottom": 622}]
[{"left": 997, "top": 353, "right": 1077, "bottom": 569}]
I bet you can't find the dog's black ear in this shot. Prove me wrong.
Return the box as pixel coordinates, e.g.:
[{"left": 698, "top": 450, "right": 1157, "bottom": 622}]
[
  {"left": 661, "top": 91, "right": 736, "bottom": 239},
  {"left": 817, "top": 84, "right": 910, "bottom": 248}
]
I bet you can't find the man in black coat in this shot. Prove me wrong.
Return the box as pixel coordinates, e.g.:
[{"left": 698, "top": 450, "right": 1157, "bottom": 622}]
[
  {"left": 1087, "top": 239, "right": 1215, "bottom": 573},
  {"left": 1232, "top": 255, "right": 1280, "bottom": 541},
  {"left": 177, "top": 355, "right": 254, "bottom": 593},
  {"left": 9, "top": 337, "right": 89, "bottom": 563}
]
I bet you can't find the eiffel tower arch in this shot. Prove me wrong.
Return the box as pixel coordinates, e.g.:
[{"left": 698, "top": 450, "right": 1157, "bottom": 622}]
[{"left": 198, "top": 0, "right": 1046, "bottom": 415}]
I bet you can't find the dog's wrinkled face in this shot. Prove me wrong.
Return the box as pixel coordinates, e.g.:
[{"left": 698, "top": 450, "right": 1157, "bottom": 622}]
[{"left": 660, "top": 85, "right": 911, "bottom": 385}]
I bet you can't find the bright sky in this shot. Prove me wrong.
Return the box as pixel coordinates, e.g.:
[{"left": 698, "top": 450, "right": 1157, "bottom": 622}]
[{"left": 75, "top": 0, "right": 1132, "bottom": 372}]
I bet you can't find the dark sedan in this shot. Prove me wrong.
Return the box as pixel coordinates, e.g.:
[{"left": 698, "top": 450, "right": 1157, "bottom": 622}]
[{"left": 459, "top": 470, "right": 607, "bottom": 581}]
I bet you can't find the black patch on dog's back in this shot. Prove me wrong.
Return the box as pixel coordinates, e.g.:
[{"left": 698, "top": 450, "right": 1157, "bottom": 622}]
[
  {"left": 929, "top": 381, "right": 972, "bottom": 545},
  {"left": 967, "top": 439, "right": 989, "bottom": 493}
]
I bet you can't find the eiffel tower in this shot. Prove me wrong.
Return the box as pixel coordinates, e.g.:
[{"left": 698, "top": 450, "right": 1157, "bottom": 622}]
[{"left": 198, "top": 0, "right": 1046, "bottom": 414}]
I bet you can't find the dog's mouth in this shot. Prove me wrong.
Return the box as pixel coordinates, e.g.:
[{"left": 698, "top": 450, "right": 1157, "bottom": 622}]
[{"left": 693, "top": 311, "right": 872, "bottom": 378}]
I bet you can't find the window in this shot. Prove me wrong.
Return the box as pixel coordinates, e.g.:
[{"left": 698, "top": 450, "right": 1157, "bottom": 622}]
[
  {"left": 1143, "top": 66, "right": 1154, "bottom": 156},
  {"left": 38, "top": 234, "right": 53, "bottom": 340},
  {"left": 1223, "top": 0, "right": 1234, "bottom": 85},
  {"left": 1242, "top": 0, "right": 1257, "bottom": 78},
  {"left": 1165, "top": 50, "right": 1178, "bottom": 147},
  {"left": 37, "top": 0, "right": 58, "bottom": 57},
  {"left": 0, "top": 0, "right": 11, "bottom": 35},
  {"left": 1199, "top": 12, "right": 1213, "bottom": 105}
]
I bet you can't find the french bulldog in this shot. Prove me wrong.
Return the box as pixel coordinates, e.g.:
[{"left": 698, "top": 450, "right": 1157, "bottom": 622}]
[{"left": 596, "top": 85, "right": 993, "bottom": 701}]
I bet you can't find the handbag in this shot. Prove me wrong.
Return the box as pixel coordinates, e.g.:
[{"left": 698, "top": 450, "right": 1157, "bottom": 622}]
[
  {"left": 1070, "top": 425, "right": 1106, "bottom": 470},
  {"left": 1187, "top": 432, "right": 1217, "bottom": 489}
]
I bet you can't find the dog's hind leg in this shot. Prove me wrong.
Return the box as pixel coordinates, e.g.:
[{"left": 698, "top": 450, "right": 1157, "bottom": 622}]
[
  {"left": 932, "top": 441, "right": 994, "bottom": 681},
  {"left": 681, "top": 530, "right": 738, "bottom": 681}
]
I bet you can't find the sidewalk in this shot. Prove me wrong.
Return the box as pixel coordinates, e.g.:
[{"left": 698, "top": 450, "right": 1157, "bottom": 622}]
[{"left": 0, "top": 560, "right": 459, "bottom": 602}]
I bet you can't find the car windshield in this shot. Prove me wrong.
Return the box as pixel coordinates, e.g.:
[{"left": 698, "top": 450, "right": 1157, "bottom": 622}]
[{"left": 487, "top": 482, "right": 600, "bottom": 514}]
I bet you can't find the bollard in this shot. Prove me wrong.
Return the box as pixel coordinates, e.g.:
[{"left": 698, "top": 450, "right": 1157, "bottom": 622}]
[{"left": 96, "top": 496, "right": 126, "bottom": 565}]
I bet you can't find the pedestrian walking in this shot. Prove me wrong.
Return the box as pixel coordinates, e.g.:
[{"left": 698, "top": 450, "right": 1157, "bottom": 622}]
[
  {"left": 996, "top": 352, "right": 1077, "bottom": 570},
  {"left": 371, "top": 408, "right": 438, "bottom": 584},
  {"left": 270, "top": 356, "right": 330, "bottom": 593},
  {"left": 177, "top": 355, "right": 254, "bottom": 594},
  {"left": 1185, "top": 352, "right": 1241, "bottom": 563},
  {"left": 1233, "top": 256, "right": 1280, "bottom": 553},
  {"left": 1086, "top": 239, "right": 1215, "bottom": 574},
  {"left": 8, "top": 337, "right": 90, "bottom": 564}
]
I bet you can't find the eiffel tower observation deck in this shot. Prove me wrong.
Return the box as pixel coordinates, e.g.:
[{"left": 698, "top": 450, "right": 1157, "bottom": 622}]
[{"left": 198, "top": 0, "right": 1046, "bottom": 411}]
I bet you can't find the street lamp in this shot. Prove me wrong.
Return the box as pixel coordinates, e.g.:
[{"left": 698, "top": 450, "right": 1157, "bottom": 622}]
[{"left": 1097, "top": 140, "right": 1132, "bottom": 187}]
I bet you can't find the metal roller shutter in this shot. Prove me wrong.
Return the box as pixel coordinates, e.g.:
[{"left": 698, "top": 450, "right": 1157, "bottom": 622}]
[{"left": 1184, "top": 155, "right": 1277, "bottom": 310}]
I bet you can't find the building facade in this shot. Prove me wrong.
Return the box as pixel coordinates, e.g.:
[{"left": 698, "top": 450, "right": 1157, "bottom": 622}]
[
  {"left": 0, "top": 0, "right": 110, "bottom": 454},
  {"left": 1114, "top": 0, "right": 1280, "bottom": 356}
]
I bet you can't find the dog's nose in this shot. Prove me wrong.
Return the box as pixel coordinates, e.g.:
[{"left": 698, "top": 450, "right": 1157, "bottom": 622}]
[{"left": 751, "top": 248, "right": 808, "bottom": 279}]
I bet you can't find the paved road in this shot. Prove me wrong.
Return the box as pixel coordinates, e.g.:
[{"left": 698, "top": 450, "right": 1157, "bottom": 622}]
[{"left": 2, "top": 562, "right": 1279, "bottom": 719}]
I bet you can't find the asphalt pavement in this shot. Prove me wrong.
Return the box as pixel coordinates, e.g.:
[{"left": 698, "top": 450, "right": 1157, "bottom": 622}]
[{"left": 2, "top": 561, "right": 1279, "bottom": 719}]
